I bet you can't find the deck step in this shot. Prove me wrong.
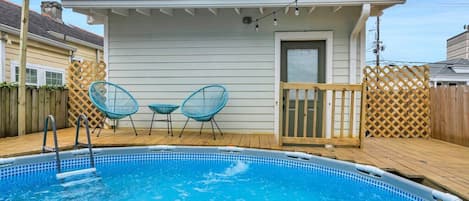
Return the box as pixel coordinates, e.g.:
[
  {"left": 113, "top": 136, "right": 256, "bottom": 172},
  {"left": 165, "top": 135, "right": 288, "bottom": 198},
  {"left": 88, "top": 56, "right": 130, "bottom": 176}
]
[
  {"left": 60, "top": 177, "right": 101, "bottom": 188},
  {"left": 56, "top": 168, "right": 96, "bottom": 180}
]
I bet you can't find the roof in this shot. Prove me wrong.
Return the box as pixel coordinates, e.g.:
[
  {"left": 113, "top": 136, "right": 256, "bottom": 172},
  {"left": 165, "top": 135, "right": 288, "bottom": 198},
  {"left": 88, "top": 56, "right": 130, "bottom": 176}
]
[
  {"left": 447, "top": 30, "right": 468, "bottom": 42},
  {"left": 429, "top": 58, "right": 469, "bottom": 81},
  {"left": 62, "top": 0, "right": 405, "bottom": 8},
  {"left": 0, "top": 0, "right": 103, "bottom": 47}
]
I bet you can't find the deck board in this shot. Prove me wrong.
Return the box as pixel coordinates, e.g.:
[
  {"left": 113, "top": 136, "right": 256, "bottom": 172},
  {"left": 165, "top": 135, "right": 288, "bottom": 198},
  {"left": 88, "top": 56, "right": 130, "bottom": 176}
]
[{"left": 0, "top": 128, "right": 468, "bottom": 200}]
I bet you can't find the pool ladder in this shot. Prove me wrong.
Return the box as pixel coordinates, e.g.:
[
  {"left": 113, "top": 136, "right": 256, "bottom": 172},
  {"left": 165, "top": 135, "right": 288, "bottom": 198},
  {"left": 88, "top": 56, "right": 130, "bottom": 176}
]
[{"left": 42, "top": 114, "right": 97, "bottom": 182}]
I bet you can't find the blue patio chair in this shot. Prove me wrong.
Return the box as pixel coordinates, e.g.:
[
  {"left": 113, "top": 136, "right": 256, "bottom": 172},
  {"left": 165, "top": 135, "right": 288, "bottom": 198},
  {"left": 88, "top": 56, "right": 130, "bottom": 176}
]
[
  {"left": 179, "top": 85, "right": 228, "bottom": 140},
  {"left": 89, "top": 81, "right": 139, "bottom": 137}
]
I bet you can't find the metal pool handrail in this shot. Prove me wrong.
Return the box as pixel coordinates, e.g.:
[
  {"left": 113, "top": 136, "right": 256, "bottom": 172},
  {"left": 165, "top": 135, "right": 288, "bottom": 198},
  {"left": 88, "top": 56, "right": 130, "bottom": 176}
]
[
  {"left": 74, "top": 114, "right": 95, "bottom": 168},
  {"left": 42, "top": 115, "right": 61, "bottom": 173}
]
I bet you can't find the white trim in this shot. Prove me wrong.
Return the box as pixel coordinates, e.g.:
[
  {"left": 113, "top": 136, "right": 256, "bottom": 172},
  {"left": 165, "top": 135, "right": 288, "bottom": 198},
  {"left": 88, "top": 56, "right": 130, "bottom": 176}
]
[
  {"left": 104, "top": 16, "right": 110, "bottom": 82},
  {"left": 0, "top": 24, "right": 77, "bottom": 52},
  {"left": 62, "top": 0, "right": 405, "bottom": 8},
  {"left": 274, "top": 31, "right": 334, "bottom": 143},
  {"left": 10, "top": 61, "right": 65, "bottom": 86},
  {"left": 0, "top": 37, "right": 4, "bottom": 82},
  {"left": 430, "top": 77, "right": 469, "bottom": 82}
]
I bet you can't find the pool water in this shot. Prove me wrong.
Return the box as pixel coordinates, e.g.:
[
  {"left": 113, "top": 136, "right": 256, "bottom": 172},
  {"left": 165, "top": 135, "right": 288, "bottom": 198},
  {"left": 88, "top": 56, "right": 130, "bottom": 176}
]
[{"left": 0, "top": 154, "right": 419, "bottom": 201}]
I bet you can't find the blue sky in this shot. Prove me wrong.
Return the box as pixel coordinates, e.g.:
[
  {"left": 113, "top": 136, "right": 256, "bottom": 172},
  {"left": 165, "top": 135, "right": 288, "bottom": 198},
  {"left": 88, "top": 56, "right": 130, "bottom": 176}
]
[
  {"left": 366, "top": 0, "right": 469, "bottom": 64},
  {"left": 9, "top": 0, "right": 469, "bottom": 63},
  {"left": 9, "top": 0, "right": 103, "bottom": 37}
]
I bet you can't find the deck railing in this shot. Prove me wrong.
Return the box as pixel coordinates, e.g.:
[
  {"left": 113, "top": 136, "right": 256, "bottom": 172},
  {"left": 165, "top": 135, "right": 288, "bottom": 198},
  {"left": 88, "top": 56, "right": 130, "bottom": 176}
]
[{"left": 279, "top": 82, "right": 365, "bottom": 147}]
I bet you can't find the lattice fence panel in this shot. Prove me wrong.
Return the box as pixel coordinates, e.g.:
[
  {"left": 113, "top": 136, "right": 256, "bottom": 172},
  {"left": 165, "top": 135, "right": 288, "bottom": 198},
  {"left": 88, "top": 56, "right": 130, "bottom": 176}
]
[
  {"left": 67, "top": 61, "right": 106, "bottom": 128},
  {"left": 363, "top": 65, "right": 431, "bottom": 138}
]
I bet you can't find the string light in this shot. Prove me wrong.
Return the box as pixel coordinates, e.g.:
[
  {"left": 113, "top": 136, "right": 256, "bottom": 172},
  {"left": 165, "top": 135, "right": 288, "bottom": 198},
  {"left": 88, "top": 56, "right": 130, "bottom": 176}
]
[
  {"left": 273, "top": 11, "right": 278, "bottom": 26},
  {"left": 253, "top": 0, "right": 299, "bottom": 32},
  {"left": 295, "top": 0, "right": 300, "bottom": 16}
]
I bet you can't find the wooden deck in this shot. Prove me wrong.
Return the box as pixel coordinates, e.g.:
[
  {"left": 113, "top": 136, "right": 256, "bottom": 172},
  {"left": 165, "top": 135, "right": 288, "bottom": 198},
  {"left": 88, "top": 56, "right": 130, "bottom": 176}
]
[{"left": 1, "top": 128, "right": 468, "bottom": 200}]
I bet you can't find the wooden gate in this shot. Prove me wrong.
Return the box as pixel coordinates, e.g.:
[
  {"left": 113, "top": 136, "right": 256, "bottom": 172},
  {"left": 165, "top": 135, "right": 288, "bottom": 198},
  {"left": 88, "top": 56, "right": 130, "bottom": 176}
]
[
  {"left": 67, "top": 61, "right": 106, "bottom": 128},
  {"left": 279, "top": 82, "right": 365, "bottom": 147},
  {"left": 363, "top": 66, "right": 431, "bottom": 138}
]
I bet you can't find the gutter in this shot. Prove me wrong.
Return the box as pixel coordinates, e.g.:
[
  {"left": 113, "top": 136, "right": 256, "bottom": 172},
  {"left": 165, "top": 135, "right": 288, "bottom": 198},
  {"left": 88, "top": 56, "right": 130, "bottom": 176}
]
[
  {"left": 0, "top": 24, "right": 77, "bottom": 52},
  {"left": 47, "top": 31, "right": 103, "bottom": 50},
  {"left": 349, "top": 3, "right": 370, "bottom": 83},
  {"left": 62, "top": 0, "right": 405, "bottom": 8}
]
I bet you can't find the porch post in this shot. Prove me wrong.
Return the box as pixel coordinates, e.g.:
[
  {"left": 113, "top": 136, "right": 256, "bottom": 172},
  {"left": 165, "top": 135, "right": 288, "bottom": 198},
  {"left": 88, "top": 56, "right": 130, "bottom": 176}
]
[
  {"left": 359, "top": 82, "right": 367, "bottom": 148},
  {"left": 18, "top": 0, "right": 30, "bottom": 136},
  {"left": 278, "top": 82, "right": 284, "bottom": 145}
]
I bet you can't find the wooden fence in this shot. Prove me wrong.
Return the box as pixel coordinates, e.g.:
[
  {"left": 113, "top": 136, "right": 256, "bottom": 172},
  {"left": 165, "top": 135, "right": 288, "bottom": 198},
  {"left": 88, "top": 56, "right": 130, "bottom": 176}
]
[
  {"left": 67, "top": 61, "right": 106, "bottom": 128},
  {"left": 431, "top": 85, "right": 469, "bottom": 147},
  {"left": 0, "top": 87, "right": 68, "bottom": 138},
  {"left": 363, "top": 65, "right": 431, "bottom": 138},
  {"left": 279, "top": 82, "right": 365, "bottom": 147}
]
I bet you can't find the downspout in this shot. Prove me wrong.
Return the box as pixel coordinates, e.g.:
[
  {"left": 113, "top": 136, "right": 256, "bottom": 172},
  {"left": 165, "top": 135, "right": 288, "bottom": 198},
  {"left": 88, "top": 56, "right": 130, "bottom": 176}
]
[{"left": 349, "top": 4, "right": 370, "bottom": 84}]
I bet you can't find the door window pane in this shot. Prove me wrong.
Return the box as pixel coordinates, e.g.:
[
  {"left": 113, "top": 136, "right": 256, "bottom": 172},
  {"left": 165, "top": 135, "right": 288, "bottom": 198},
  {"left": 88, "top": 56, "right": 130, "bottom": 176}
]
[
  {"left": 287, "top": 49, "right": 318, "bottom": 99},
  {"left": 287, "top": 49, "right": 318, "bottom": 83}
]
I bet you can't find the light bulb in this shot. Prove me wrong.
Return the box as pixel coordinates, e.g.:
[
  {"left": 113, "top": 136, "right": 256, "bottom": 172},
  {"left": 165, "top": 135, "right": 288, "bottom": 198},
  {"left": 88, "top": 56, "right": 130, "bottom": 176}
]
[
  {"left": 274, "top": 18, "right": 278, "bottom": 26},
  {"left": 295, "top": 7, "right": 300, "bottom": 16}
]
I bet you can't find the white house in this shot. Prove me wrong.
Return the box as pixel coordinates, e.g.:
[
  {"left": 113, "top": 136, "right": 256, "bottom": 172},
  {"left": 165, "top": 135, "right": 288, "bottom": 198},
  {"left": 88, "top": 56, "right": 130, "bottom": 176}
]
[{"left": 62, "top": 0, "right": 404, "bottom": 137}]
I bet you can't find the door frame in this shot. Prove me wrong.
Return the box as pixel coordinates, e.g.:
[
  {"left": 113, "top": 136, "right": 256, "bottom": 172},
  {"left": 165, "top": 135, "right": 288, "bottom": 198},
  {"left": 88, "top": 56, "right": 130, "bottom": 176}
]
[{"left": 274, "top": 31, "right": 333, "bottom": 142}]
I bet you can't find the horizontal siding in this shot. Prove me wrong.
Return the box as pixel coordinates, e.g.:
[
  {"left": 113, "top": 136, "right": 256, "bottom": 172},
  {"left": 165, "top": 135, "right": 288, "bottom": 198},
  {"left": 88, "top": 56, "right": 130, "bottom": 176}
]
[
  {"left": 447, "top": 33, "right": 467, "bottom": 46},
  {"left": 4, "top": 35, "right": 70, "bottom": 82},
  {"left": 69, "top": 42, "right": 100, "bottom": 62},
  {"left": 447, "top": 33, "right": 468, "bottom": 60},
  {"left": 109, "top": 7, "right": 361, "bottom": 133},
  {"left": 447, "top": 47, "right": 468, "bottom": 60}
]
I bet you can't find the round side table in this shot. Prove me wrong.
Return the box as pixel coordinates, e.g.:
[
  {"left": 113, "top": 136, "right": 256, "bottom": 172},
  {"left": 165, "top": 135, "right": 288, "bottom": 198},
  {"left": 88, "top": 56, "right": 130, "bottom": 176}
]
[{"left": 148, "top": 104, "right": 179, "bottom": 136}]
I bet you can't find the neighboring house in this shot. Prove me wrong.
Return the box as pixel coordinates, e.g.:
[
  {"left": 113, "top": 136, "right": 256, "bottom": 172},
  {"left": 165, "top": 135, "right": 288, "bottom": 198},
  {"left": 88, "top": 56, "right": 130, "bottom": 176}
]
[
  {"left": 62, "top": 0, "right": 404, "bottom": 134},
  {"left": 428, "top": 27, "right": 469, "bottom": 86},
  {"left": 0, "top": 0, "right": 103, "bottom": 86},
  {"left": 447, "top": 26, "right": 469, "bottom": 60},
  {"left": 429, "top": 58, "right": 469, "bottom": 86}
]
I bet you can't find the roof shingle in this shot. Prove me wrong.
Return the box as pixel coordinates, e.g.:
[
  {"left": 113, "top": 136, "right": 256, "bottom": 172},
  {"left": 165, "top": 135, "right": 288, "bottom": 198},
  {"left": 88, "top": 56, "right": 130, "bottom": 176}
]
[{"left": 0, "top": 0, "right": 103, "bottom": 47}]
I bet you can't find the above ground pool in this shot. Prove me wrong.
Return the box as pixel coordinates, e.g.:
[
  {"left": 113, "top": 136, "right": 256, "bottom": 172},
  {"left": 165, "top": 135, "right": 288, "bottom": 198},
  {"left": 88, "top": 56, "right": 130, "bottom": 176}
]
[{"left": 0, "top": 146, "right": 461, "bottom": 201}]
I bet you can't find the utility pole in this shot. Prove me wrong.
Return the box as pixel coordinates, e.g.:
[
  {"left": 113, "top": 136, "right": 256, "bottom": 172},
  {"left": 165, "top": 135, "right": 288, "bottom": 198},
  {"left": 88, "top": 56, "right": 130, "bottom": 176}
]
[
  {"left": 375, "top": 15, "right": 380, "bottom": 66},
  {"left": 18, "top": 0, "right": 30, "bottom": 136},
  {"left": 372, "top": 12, "right": 384, "bottom": 66}
]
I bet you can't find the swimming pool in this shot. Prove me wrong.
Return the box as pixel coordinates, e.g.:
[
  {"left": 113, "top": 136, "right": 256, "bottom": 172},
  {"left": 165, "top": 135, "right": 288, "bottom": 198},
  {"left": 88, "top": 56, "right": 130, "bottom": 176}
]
[{"left": 0, "top": 146, "right": 461, "bottom": 201}]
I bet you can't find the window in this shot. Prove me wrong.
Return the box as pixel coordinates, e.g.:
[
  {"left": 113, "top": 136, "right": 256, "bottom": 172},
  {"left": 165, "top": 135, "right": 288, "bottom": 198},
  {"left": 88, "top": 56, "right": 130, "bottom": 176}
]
[
  {"left": 15, "top": 67, "right": 38, "bottom": 85},
  {"left": 11, "top": 62, "right": 64, "bottom": 86},
  {"left": 45, "top": 71, "right": 63, "bottom": 85}
]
